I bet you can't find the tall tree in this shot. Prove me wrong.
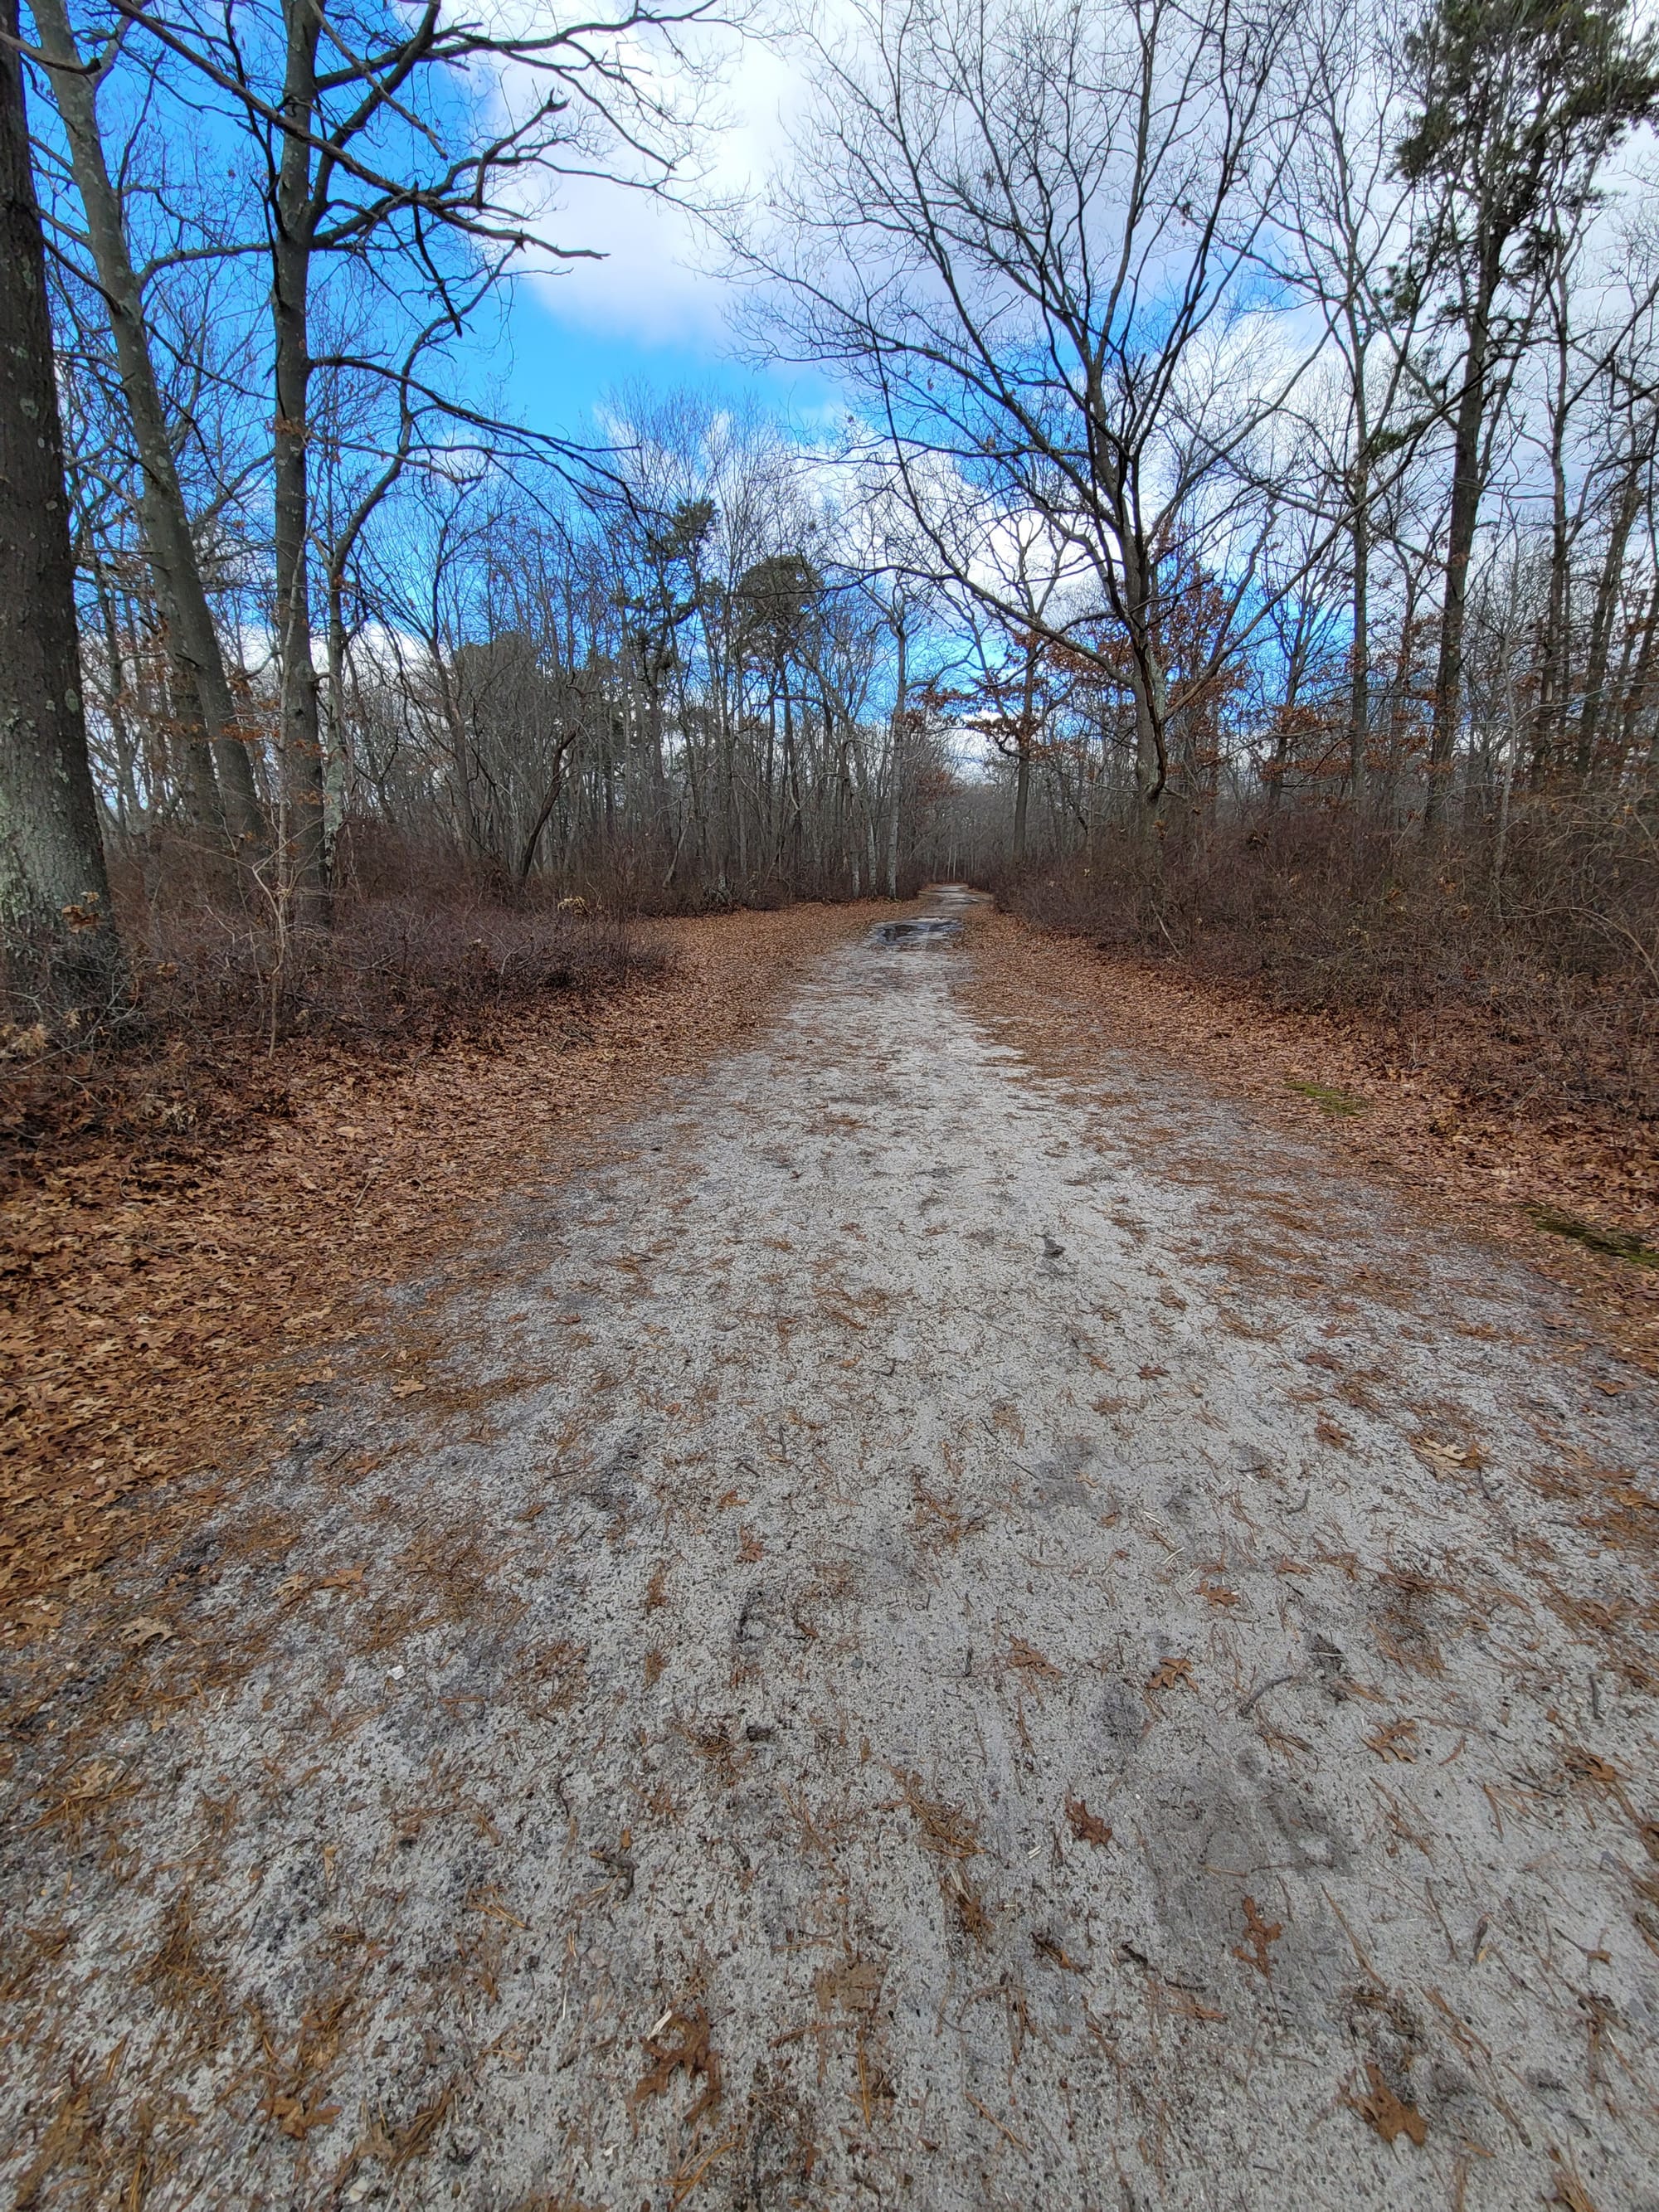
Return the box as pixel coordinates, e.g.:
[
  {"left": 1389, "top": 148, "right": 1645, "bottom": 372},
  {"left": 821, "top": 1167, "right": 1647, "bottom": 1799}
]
[
  {"left": 1397, "top": 0, "right": 1659, "bottom": 823},
  {"left": 0, "top": 0, "right": 118, "bottom": 1003},
  {"left": 29, "top": 0, "right": 267, "bottom": 853}
]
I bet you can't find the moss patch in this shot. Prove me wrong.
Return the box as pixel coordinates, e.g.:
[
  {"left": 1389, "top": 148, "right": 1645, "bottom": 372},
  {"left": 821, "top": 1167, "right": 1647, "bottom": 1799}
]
[
  {"left": 1286, "top": 1080, "right": 1368, "bottom": 1118},
  {"left": 1524, "top": 1204, "right": 1659, "bottom": 1270}
]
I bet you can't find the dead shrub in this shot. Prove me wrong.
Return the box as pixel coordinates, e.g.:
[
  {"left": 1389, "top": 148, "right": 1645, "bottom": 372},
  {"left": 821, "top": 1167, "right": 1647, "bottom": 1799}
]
[
  {"left": 1, "top": 832, "right": 659, "bottom": 1191},
  {"left": 1000, "top": 794, "right": 1659, "bottom": 1123}
]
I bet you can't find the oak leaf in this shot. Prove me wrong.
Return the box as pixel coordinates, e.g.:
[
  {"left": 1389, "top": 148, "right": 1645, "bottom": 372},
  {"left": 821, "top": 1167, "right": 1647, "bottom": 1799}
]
[
  {"left": 1350, "top": 2063, "right": 1427, "bottom": 2148},
  {"left": 1064, "top": 1794, "right": 1112, "bottom": 1846}
]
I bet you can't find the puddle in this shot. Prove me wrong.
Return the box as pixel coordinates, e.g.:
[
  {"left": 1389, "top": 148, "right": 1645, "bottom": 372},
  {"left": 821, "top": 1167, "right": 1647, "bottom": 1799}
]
[
  {"left": 870, "top": 917, "right": 963, "bottom": 947},
  {"left": 868, "top": 882, "right": 988, "bottom": 948}
]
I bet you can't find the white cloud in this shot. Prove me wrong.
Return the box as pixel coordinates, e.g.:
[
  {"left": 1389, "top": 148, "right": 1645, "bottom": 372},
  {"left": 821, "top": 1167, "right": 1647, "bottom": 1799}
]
[{"left": 519, "top": 33, "right": 804, "bottom": 347}]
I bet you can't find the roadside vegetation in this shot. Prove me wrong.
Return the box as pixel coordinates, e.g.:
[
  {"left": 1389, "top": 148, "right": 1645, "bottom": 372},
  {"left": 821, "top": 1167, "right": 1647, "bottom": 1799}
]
[{"left": 2, "top": 0, "right": 1657, "bottom": 1415}]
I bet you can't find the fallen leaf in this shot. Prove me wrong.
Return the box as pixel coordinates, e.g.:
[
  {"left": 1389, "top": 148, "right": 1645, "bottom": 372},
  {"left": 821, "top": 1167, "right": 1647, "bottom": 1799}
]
[
  {"left": 66, "top": 1758, "right": 121, "bottom": 1799},
  {"left": 1008, "top": 1636, "right": 1063, "bottom": 1680},
  {"left": 1411, "top": 1435, "right": 1481, "bottom": 1472},
  {"left": 268, "top": 2095, "right": 341, "bottom": 2141},
  {"left": 1233, "top": 1895, "right": 1282, "bottom": 1978},
  {"left": 1064, "top": 1793, "right": 1112, "bottom": 1846},
  {"left": 1563, "top": 1746, "right": 1619, "bottom": 1788},
  {"left": 115, "top": 1616, "right": 174, "bottom": 1649},
  {"left": 1146, "top": 1655, "right": 1194, "bottom": 1693},
  {"left": 1349, "top": 2063, "right": 1427, "bottom": 2147},
  {"left": 390, "top": 1379, "right": 426, "bottom": 1398},
  {"left": 633, "top": 2004, "right": 722, "bottom": 2128}
]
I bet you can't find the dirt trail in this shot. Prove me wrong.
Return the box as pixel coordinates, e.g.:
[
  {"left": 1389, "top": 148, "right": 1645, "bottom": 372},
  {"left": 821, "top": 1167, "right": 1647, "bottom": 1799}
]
[{"left": 5, "top": 895, "right": 1658, "bottom": 2211}]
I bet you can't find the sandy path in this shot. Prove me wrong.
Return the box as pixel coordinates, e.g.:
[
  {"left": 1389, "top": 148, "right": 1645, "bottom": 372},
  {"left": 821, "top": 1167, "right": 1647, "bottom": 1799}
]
[{"left": 5, "top": 901, "right": 1657, "bottom": 2211}]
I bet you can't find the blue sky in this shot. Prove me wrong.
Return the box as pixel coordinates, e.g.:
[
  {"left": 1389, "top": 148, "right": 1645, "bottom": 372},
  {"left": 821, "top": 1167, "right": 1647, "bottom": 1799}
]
[
  {"left": 495, "top": 267, "right": 839, "bottom": 445},
  {"left": 481, "top": 30, "right": 845, "bottom": 447}
]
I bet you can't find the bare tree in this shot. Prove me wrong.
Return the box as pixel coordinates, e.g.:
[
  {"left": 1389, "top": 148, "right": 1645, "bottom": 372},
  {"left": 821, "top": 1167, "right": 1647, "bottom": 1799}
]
[
  {"left": 29, "top": 0, "right": 267, "bottom": 853},
  {"left": 1395, "top": 0, "right": 1659, "bottom": 824},
  {"left": 0, "top": 0, "right": 118, "bottom": 1000},
  {"left": 741, "top": 0, "right": 1338, "bottom": 824}
]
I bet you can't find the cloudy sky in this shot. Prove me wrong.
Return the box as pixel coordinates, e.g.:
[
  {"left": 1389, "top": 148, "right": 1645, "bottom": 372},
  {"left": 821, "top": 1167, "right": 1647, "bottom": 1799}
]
[{"left": 491, "top": 27, "right": 838, "bottom": 440}]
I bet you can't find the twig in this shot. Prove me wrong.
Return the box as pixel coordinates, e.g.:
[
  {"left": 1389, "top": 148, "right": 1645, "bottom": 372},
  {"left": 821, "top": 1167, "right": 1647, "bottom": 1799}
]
[
  {"left": 966, "top": 2094, "right": 1029, "bottom": 2150},
  {"left": 1238, "top": 1670, "right": 1306, "bottom": 1718}
]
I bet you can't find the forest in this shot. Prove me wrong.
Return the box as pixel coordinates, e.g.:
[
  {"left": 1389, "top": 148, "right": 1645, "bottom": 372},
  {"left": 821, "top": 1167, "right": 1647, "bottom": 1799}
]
[{"left": 0, "top": 0, "right": 1657, "bottom": 1100}]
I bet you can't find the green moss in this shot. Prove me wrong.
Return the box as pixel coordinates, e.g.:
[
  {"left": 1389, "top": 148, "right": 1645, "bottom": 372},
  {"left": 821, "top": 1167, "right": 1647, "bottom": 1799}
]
[
  {"left": 1524, "top": 1204, "right": 1659, "bottom": 1269},
  {"left": 1285, "top": 1079, "right": 1368, "bottom": 1117}
]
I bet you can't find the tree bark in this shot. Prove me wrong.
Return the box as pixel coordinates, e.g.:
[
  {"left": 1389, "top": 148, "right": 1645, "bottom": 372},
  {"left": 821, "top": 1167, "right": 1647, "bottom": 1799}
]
[
  {"left": 271, "top": 0, "right": 328, "bottom": 921},
  {"left": 32, "top": 0, "right": 266, "bottom": 853},
  {"left": 1575, "top": 435, "right": 1648, "bottom": 775},
  {"left": 1348, "top": 469, "right": 1370, "bottom": 802},
  {"left": 1534, "top": 276, "right": 1574, "bottom": 781},
  {"left": 0, "top": 0, "right": 119, "bottom": 1002},
  {"left": 518, "top": 737, "right": 577, "bottom": 883},
  {"left": 1426, "top": 249, "right": 1497, "bottom": 829},
  {"left": 1010, "top": 630, "right": 1038, "bottom": 864},
  {"left": 885, "top": 622, "right": 906, "bottom": 898}
]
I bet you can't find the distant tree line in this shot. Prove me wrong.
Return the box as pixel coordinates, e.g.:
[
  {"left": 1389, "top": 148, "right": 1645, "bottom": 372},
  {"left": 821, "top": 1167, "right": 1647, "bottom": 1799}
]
[{"left": 2, "top": 0, "right": 1658, "bottom": 1013}]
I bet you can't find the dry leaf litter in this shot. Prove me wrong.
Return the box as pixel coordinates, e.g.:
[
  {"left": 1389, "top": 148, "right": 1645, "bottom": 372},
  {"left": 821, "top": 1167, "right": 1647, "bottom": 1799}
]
[{"left": 1, "top": 892, "right": 1655, "bottom": 2210}]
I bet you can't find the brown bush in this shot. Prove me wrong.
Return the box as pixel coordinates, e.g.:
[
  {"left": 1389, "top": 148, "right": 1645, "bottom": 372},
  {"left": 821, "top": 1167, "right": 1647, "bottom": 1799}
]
[
  {"left": 1000, "top": 795, "right": 1659, "bottom": 1122},
  {"left": 0, "top": 837, "right": 657, "bottom": 1190}
]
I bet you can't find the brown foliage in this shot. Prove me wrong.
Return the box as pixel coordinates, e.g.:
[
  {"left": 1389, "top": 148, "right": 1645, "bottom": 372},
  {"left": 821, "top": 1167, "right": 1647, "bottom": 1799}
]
[
  {"left": 1003, "top": 795, "right": 1659, "bottom": 1125},
  {"left": 1347, "top": 2062, "right": 1428, "bottom": 2148},
  {"left": 634, "top": 2005, "right": 722, "bottom": 2128},
  {"left": 0, "top": 903, "right": 873, "bottom": 1624}
]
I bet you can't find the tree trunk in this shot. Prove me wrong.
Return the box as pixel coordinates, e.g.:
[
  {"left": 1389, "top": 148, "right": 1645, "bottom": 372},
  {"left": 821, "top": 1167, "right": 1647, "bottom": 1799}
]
[
  {"left": 271, "top": 0, "right": 327, "bottom": 921},
  {"left": 0, "top": 0, "right": 120, "bottom": 1004},
  {"left": 1576, "top": 438, "right": 1647, "bottom": 775},
  {"left": 518, "top": 742, "right": 574, "bottom": 883},
  {"left": 885, "top": 625, "right": 906, "bottom": 898},
  {"left": 32, "top": 0, "right": 266, "bottom": 853},
  {"left": 1426, "top": 250, "right": 1496, "bottom": 829},
  {"left": 1011, "top": 630, "right": 1036, "bottom": 864},
  {"left": 1624, "top": 582, "right": 1659, "bottom": 771},
  {"left": 1348, "top": 469, "right": 1370, "bottom": 801},
  {"left": 1533, "top": 281, "right": 1574, "bottom": 782},
  {"left": 93, "top": 571, "right": 139, "bottom": 833},
  {"left": 1117, "top": 533, "right": 1168, "bottom": 824}
]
